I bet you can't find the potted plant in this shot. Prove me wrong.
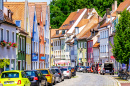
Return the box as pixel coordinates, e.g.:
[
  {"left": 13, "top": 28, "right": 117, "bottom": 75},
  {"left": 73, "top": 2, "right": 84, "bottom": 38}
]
[
  {"left": 0, "top": 40, "right": 7, "bottom": 47},
  {"left": 7, "top": 42, "right": 12, "bottom": 49},
  {"left": 12, "top": 43, "right": 17, "bottom": 48}
]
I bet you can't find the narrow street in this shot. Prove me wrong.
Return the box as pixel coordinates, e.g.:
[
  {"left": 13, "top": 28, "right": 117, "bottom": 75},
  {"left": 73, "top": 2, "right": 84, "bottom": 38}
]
[{"left": 55, "top": 72, "right": 118, "bottom": 86}]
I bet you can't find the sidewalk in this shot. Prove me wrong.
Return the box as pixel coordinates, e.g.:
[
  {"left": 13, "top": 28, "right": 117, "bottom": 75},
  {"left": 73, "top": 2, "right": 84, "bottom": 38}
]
[{"left": 112, "top": 75, "right": 130, "bottom": 86}]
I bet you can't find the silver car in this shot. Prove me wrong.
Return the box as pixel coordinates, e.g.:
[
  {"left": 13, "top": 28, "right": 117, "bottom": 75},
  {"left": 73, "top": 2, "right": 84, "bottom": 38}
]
[
  {"left": 77, "top": 66, "right": 85, "bottom": 72},
  {"left": 50, "top": 68, "right": 61, "bottom": 83},
  {"left": 60, "top": 67, "right": 71, "bottom": 79}
]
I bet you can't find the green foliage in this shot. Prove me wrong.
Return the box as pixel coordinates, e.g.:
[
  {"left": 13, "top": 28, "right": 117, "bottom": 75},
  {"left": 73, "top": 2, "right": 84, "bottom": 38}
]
[
  {"left": 0, "top": 58, "right": 10, "bottom": 68},
  {"left": 50, "top": 0, "right": 124, "bottom": 29},
  {"left": 112, "top": 9, "right": 130, "bottom": 65}
]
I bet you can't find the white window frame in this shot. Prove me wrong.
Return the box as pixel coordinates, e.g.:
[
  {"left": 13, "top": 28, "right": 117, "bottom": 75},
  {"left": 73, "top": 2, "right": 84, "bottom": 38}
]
[
  {"left": 81, "top": 42, "right": 83, "bottom": 48},
  {"left": 12, "top": 32, "right": 15, "bottom": 43},
  {"left": 0, "top": 28, "right": 4, "bottom": 41},
  {"left": 78, "top": 42, "right": 80, "bottom": 48},
  {"left": 6, "top": 30, "right": 9, "bottom": 42},
  {"left": 20, "top": 37, "right": 22, "bottom": 51}
]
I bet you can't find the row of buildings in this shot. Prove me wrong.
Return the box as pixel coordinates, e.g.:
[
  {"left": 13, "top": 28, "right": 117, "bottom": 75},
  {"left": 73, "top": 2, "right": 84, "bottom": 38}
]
[
  {"left": 0, "top": 0, "right": 50, "bottom": 72},
  {"left": 51, "top": 0, "right": 130, "bottom": 71}
]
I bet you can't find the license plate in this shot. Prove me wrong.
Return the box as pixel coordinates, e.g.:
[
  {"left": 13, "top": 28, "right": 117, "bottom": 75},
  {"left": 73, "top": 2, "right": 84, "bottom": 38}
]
[
  {"left": 106, "top": 70, "right": 109, "bottom": 72},
  {"left": 4, "top": 81, "right": 14, "bottom": 84}
]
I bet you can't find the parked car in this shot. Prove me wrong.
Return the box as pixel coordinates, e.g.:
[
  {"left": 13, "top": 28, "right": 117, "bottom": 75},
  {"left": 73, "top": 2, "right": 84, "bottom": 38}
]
[
  {"left": 77, "top": 66, "right": 85, "bottom": 72},
  {"left": 54, "top": 68, "right": 64, "bottom": 81},
  {"left": 24, "top": 70, "right": 47, "bottom": 86},
  {"left": 70, "top": 67, "right": 76, "bottom": 76},
  {"left": 100, "top": 62, "right": 114, "bottom": 75},
  {"left": 0, "top": 70, "right": 31, "bottom": 86},
  {"left": 37, "top": 69, "right": 55, "bottom": 86},
  {"left": 50, "top": 68, "right": 61, "bottom": 83},
  {"left": 60, "top": 67, "right": 71, "bottom": 79},
  {"left": 82, "top": 66, "right": 91, "bottom": 73}
]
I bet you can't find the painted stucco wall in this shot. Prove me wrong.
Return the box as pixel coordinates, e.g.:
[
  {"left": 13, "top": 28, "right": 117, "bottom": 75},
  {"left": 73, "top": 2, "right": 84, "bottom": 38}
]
[{"left": 0, "top": 23, "right": 17, "bottom": 70}]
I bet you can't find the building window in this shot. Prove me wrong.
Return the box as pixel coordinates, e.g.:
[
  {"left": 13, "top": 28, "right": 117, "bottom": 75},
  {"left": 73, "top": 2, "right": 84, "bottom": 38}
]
[
  {"left": 84, "top": 42, "right": 87, "bottom": 48},
  {"left": 75, "top": 27, "right": 79, "bottom": 35},
  {"left": 56, "top": 30, "right": 59, "bottom": 35},
  {"left": 20, "top": 37, "right": 22, "bottom": 51},
  {"left": 6, "top": 30, "right": 9, "bottom": 42},
  {"left": 105, "top": 31, "right": 106, "bottom": 38},
  {"left": 90, "top": 42, "right": 91, "bottom": 48},
  {"left": 78, "top": 42, "right": 80, "bottom": 48},
  {"left": 56, "top": 41, "right": 57, "bottom": 46},
  {"left": 34, "top": 42, "right": 35, "bottom": 52},
  {"left": 0, "top": 0, "right": 3, "bottom": 10},
  {"left": 105, "top": 45, "right": 106, "bottom": 52},
  {"left": 62, "top": 30, "right": 65, "bottom": 34},
  {"left": 81, "top": 42, "right": 83, "bottom": 48},
  {"left": 12, "top": 32, "right": 14, "bottom": 43},
  {"left": 15, "top": 20, "right": 21, "bottom": 27},
  {"left": 1, "top": 29, "right": 3, "bottom": 41},
  {"left": 58, "top": 41, "right": 59, "bottom": 46}
]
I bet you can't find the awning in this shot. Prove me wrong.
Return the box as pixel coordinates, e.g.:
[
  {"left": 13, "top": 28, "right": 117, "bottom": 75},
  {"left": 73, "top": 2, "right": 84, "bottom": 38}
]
[
  {"left": 41, "top": 56, "right": 45, "bottom": 60},
  {"left": 111, "top": 56, "right": 115, "bottom": 59},
  {"left": 55, "top": 60, "right": 70, "bottom": 64}
]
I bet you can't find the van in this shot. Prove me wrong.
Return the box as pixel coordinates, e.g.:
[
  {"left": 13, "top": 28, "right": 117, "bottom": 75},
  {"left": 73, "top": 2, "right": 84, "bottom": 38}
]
[{"left": 100, "top": 62, "right": 114, "bottom": 75}]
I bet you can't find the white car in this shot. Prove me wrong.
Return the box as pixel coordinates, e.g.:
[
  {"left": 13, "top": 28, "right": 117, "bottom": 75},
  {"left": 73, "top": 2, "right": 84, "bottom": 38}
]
[{"left": 60, "top": 68, "right": 71, "bottom": 79}]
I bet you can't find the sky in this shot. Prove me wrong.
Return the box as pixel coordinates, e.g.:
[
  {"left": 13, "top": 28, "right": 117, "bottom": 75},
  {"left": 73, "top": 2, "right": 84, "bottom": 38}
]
[{"left": 4, "top": 0, "right": 51, "bottom": 5}]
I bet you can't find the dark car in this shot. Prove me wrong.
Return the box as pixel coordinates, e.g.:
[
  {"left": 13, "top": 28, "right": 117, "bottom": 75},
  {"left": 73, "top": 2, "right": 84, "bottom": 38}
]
[
  {"left": 50, "top": 68, "right": 61, "bottom": 83},
  {"left": 54, "top": 68, "right": 64, "bottom": 81},
  {"left": 83, "top": 66, "right": 90, "bottom": 73},
  {"left": 24, "top": 70, "right": 48, "bottom": 86}
]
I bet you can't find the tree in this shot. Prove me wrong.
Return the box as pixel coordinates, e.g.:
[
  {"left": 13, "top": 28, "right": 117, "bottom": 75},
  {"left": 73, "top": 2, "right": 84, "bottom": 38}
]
[
  {"left": 50, "top": 0, "right": 124, "bottom": 29},
  {"left": 0, "top": 58, "right": 10, "bottom": 68},
  {"left": 112, "top": 9, "right": 130, "bottom": 69}
]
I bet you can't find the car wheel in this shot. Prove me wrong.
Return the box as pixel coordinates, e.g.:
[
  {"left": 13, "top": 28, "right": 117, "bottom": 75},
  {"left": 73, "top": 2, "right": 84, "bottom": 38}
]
[
  {"left": 45, "top": 81, "right": 48, "bottom": 86},
  {"left": 39, "top": 83, "right": 41, "bottom": 86},
  {"left": 53, "top": 79, "right": 56, "bottom": 85},
  {"left": 62, "top": 78, "right": 64, "bottom": 81}
]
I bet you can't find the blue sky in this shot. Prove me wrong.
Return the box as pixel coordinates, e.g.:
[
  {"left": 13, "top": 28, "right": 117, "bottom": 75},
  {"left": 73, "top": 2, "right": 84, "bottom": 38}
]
[{"left": 4, "top": 0, "right": 51, "bottom": 5}]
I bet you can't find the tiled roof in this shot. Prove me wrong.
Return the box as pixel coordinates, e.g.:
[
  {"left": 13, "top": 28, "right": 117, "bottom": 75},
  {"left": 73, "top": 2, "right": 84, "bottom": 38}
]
[
  {"left": 51, "top": 32, "right": 64, "bottom": 38},
  {"left": 28, "top": 4, "right": 35, "bottom": 33},
  {"left": 59, "top": 8, "right": 86, "bottom": 30},
  {"left": 3, "top": 13, "right": 16, "bottom": 26},
  {"left": 76, "top": 14, "right": 99, "bottom": 38},
  {"left": 116, "top": 0, "right": 130, "bottom": 12},
  {"left": 4, "top": 2, "right": 25, "bottom": 30},
  {"left": 93, "top": 42, "right": 100, "bottom": 48},
  {"left": 100, "top": 21, "right": 110, "bottom": 28},
  {"left": 76, "top": 19, "right": 89, "bottom": 27}
]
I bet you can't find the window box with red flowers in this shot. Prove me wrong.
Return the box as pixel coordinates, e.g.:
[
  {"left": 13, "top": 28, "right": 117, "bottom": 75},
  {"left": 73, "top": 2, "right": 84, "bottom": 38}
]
[
  {"left": 0, "top": 40, "right": 7, "bottom": 47},
  {"left": 12, "top": 43, "right": 17, "bottom": 48},
  {"left": 7, "top": 42, "right": 12, "bottom": 49}
]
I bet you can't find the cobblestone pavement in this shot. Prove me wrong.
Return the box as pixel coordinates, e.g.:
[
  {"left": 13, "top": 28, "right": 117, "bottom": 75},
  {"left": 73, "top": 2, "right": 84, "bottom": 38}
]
[{"left": 54, "top": 72, "right": 118, "bottom": 86}]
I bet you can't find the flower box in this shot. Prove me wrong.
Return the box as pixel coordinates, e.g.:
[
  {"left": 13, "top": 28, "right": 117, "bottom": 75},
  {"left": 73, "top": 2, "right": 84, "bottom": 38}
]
[
  {"left": 12, "top": 43, "right": 17, "bottom": 48},
  {"left": 0, "top": 40, "right": 7, "bottom": 47}
]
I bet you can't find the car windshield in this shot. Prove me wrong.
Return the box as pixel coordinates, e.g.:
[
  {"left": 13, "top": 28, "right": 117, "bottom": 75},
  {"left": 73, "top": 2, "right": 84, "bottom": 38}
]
[
  {"left": 41, "top": 70, "right": 48, "bottom": 74},
  {"left": 68, "top": 67, "right": 71, "bottom": 70},
  {"left": 25, "top": 71, "right": 36, "bottom": 76},
  {"left": 81, "top": 66, "right": 84, "bottom": 68},
  {"left": 51, "top": 69, "right": 57, "bottom": 74},
  {"left": 60, "top": 68, "right": 67, "bottom": 72},
  {"left": 1, "top": 72, "right": 19, "bottom": 78},
  {"left": 55, "top": 69, "right": 60, "bottom": 73},
  {"left": 86, "top": 66, "right": 90, "bottom": 68}
]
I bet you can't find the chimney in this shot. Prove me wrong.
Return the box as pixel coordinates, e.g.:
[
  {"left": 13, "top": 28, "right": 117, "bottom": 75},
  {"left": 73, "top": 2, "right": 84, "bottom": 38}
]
[
  {"left": 114, "top": 0, "right": 117, "bottom": 11},
  {"left": 77, "top": 9, "right": 80, "bottom": 13}
]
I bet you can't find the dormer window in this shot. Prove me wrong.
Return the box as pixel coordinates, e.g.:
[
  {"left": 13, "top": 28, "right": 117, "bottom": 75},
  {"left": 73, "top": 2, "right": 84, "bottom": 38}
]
[
  {"left": 62, "top": 30, "right": 65, "bottom": 34},
  {"left": 56, "top": 30, "right": 59, "bottom": 35},
  {"left": 75, "top": 27, "right": 79, "bottom": 35},
  {"left": 15, "top": 20, "right": 21, "bottom": 27}
]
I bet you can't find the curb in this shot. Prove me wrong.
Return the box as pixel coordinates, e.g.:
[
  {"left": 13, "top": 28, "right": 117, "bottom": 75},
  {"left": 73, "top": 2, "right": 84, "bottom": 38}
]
[{"left": 109, "top": 76, "right": 121, "bottom": 86}]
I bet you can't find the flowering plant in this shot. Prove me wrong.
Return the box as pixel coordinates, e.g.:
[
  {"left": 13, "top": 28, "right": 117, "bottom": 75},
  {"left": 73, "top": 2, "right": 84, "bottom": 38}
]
[
  {"left": 7, "top": 42, "right": 12, "bottom": 47},
  {"left": 0, "top": 40, "right": 7, "bottom": 47},
  {"left": 12, "top": 43, "right": 17, "bottom": 48}
]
